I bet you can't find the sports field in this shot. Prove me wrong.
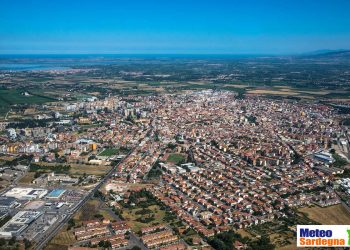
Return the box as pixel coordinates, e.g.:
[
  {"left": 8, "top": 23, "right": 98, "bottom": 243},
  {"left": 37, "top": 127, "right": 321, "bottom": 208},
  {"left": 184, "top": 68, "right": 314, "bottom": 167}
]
[
  {"left": 166, "top": 153, "right": 186, "bottom": 165},
  {"left": 99, "top": 148, "right": 119, "bottom": 156}
]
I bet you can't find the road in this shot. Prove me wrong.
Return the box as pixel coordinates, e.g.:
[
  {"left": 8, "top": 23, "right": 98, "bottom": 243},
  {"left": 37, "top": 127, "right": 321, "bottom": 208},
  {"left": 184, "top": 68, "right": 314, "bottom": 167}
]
[{"left": 33, "top": 149, "right": 134, "bottom": 250}]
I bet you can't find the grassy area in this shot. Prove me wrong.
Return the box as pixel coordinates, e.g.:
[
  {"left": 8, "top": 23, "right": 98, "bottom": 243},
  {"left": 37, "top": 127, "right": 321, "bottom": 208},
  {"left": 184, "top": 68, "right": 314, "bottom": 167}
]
[
  {"left": 0, "top": 89, "right": 56, "bottom": 116},
  {"left": 99, "top": 148, "right": 119, "bottom": 156},
  {"left": 299, "top": 204, "right": 350, "bottom": 224},
  {"left": 74, "top": 199, "right": 115, "bottom": 224},
  {"left": 0, "top": 89, "right": 55, "bottom": 105},
  {"left": 45, "top": 244, "right": 69, "bottom": 250},
  {"left": 236, "top": 229, "right": 253, "bottom": 239},
  {"left": 29, "top": 163, "right": 70, "bottom": 174},
  {"left": 49, "top": 225, "right": 76, "bottom": 246},
  {"left": 277, "top": 243, "right": 298, "bottom": 250},
  {"left": 18, "top": 172, "right": 36, "bottom": 184},
  {"left": 122, "top": 204, "right": 166, "bottom": 233},
  {"left": 332, "top": 153, "right": 348, "bottom": 168},
  {"left": 241, "top": 86, "right": 350, "bottom": 100},
  {"left": 26, "top": 162, "right": 110, "bottom": 176},
  {"left": 246, "top": 214, "right": 314, "bottom": 250},
  {"left": 69, "top": 164, "right": 111, "bottom": 176},
  {"left": 166, "top": 153, "right": 186, "bottom": 165}
]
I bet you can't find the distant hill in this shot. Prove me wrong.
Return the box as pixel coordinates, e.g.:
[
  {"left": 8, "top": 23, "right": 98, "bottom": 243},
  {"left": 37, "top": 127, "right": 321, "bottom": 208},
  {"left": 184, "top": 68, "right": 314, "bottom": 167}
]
[
  {"left": 302, "top": 49, "right": 348, "bottom": 55},
  {"left": 297, "top": 49, "right": 350, "bottom": 61}
]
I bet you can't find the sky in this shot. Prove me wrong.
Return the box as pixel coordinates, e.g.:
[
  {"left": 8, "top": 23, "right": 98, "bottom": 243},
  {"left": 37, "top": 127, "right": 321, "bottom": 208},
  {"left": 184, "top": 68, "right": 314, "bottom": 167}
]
[{"left": 0, "top": 0, "right": 350, "bottom": 54}]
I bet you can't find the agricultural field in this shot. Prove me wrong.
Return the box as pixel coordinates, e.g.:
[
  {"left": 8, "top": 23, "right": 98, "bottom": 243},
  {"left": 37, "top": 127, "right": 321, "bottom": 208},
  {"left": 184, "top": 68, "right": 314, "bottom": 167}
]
[
  {"left": 0, "top": 88, "right": 56, "bottom": 116},
  {"left": 245, "top": 86, "right": 350, "bottom": 100}
]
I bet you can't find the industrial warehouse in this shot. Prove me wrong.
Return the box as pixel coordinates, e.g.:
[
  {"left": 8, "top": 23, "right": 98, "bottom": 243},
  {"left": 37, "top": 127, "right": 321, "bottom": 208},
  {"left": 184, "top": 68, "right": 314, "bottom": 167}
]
[{"left": 0, "top": 186, "right": 86, "bottom": 240}]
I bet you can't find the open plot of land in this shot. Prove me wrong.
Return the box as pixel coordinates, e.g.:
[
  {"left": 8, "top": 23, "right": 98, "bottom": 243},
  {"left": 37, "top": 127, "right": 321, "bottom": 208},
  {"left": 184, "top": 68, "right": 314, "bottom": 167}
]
[
  {"left": 0, "top": 179, "right": 10, "bottom": 192},
  {"left": 45, "top": 244, "right": 69, "bottom": 250},
  {"left": 236, "top": 229, "right": 253, "bottom": 239},
  {"left": 122, "top": 204, "right": 166, "bottom": 233},
  {"left": 270, "top": 231, "right": 295, "bottom": 249},
  {"left": 74, "top": 198, "right": 115, "bottom": 224},
  {"left": 299, "top": 204, "right": 350, "bottom": 225},
  {"left": 18, "top": 172, "right": 36, "bottom": 184},
  {"left": 224, "top": 84, "right": 250, "bottom": 88},
  {"left": 244, "top": 86, "right": 350, "bottom": 100},
  {"left": 246, "top": 218, "right": 307, "bottom": 250},
  {"left": 69, "top": 164, "right": 111, "bottom": 176},
  {"left": 277, "top": 243, "right": 298, "bottom": 250},
  {"left": 46, "top": 225, "right": 75, "bottom": 249},
  {"left": 31, "top": 162, "right": 111, "bottom": 176},
  {"left": 247, "top": 89, "right": 300, "bottom": 96}
]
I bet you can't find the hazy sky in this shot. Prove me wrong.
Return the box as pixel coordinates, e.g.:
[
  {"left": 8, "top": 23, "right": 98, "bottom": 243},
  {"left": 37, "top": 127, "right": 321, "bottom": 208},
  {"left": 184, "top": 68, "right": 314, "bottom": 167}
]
[{"left": 1, "top": 0, "right": 350, "bottom": 54}]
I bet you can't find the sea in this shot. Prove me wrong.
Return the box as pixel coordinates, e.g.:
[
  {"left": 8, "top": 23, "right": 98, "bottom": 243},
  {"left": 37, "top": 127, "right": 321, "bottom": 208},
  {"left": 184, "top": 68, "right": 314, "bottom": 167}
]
[{"left": 0, "top": 54, "right": 266, "bottom": 71}]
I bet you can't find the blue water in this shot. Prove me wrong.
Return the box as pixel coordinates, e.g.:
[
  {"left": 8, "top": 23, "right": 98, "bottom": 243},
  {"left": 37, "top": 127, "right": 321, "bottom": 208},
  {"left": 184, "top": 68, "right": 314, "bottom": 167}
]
[
  {"left": 0, "top": 53, "right": 270, "bottom": 71},
  {"left": 47, "top": 189, "right": 65, "bottom": 198},
  {"left": 0, "top": 63, "right": 69, "bottom": 71}
]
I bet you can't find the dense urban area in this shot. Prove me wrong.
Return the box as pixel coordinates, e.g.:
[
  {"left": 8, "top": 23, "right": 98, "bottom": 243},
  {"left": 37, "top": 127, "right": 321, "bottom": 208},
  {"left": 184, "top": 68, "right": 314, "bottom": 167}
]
[{"left": 0, "top": 53, "right": 350, "bottom": 250}]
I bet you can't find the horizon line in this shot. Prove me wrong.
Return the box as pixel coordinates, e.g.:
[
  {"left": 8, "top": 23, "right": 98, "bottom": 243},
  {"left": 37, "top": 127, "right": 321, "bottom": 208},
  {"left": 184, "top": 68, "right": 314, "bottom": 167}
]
[{"left": 0, "top": 49, "right": 348, "bottom": 57}]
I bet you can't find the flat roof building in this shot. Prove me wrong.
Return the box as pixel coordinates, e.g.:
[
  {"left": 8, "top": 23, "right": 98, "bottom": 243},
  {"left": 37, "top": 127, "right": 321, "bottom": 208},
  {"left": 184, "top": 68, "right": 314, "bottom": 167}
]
[
  {"left": 0, "top": 211, "right": 42, "bottom": 238},
  {"left": 0, "top": 196, "right": 17, "bottom": 209},
  {"left": 4, "top": 188, "right": 48, "bottom": 200}
]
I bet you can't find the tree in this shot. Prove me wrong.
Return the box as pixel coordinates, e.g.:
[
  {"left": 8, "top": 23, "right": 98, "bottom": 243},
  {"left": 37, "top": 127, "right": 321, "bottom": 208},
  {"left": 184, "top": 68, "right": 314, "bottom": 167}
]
[
  {"left": 9, "top": 236, "right": 16, "bottom": 245},
  {"left": 98, "top": 240, "right": 111, "bottom": 248},
  {"left": 23, "top": 238, "right": 31, "bottom": 249},
  {"left": 0, "top": 238, "right": 6, "bottom": 246},
  {"left": 34, "top": 172, "right": 42, "bottom": 178},
  {"left": 249, "top": 235, "right": 275, "bottom": 250},
  {"left": 67, "top": 218, "right": 75, "bottom": 230},
  {"left": 129, "top": 247, "right": 141, "bottom": 250}
]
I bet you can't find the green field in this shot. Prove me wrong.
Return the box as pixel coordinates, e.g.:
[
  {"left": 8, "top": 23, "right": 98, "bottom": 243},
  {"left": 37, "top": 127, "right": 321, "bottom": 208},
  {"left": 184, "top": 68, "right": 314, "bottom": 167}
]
[
  {"left": 0, "top": 89, "right": 56, "bottom": 115},
  {"left": 122, "top": 204, "right": 166, "bottom": 233},
  {"left": 0, "top": 89, "right": 55, "bottom": 105},
  {"left": 166, "top": 153, "right": 186, "bottom": 165},
  {"left": 99, "top": 148, "right": 119, "bottom": 156}
]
